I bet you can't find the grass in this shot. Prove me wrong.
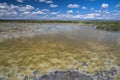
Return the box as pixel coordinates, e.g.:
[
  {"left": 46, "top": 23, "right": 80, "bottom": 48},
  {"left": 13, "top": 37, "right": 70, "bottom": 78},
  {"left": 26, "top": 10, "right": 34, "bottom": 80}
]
[{"left": 78, "top": 20, "right": 120, "bottom": 31}]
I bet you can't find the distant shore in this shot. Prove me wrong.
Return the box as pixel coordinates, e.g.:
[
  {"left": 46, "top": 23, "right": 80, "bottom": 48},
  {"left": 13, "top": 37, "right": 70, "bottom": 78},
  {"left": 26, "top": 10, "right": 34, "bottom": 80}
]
[{"left": 0, "top": 20, "right": 120, "bottom": 31}]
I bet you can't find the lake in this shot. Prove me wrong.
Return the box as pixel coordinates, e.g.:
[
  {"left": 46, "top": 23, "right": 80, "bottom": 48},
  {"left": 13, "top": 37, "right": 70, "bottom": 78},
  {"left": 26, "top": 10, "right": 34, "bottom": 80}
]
[{"left": 0, "top": 23, "right": 120, "bottom": 80}]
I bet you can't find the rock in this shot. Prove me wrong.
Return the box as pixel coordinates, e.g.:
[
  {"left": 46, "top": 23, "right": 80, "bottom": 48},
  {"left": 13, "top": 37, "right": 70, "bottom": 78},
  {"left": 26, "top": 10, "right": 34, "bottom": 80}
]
[
  {"left": 110, "top": 68, "right": 117, "bottom": 76},
  {"left": 0, "top": 75, "right": 5, "bottom": 80},
  {"left": 82, "top": 62, "right": 89, "bottom": 66},
  {"left": 23, "top": 76, "right": 28, "bottom": 80},
  {"left": 37, "top": 70, "right": 94, "bottom": 80},
  {"left": 94, "top": 68, "right": 118, "bottom": 80},
  {"left": 32, "top": 70, "right": 41, "bottom": 80},
  {"left": 22, "top": 67, "right": 118, "bottom": 80},
  {"left": 33, "top": 70, "right": 40, "bottom": 76}
]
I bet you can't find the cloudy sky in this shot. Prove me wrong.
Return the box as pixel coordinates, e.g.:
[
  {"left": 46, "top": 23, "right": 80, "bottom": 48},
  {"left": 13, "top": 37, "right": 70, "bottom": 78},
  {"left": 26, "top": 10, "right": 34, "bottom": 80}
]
[{"left": 0, "top": 0, "right": 120, "bottom": 20}]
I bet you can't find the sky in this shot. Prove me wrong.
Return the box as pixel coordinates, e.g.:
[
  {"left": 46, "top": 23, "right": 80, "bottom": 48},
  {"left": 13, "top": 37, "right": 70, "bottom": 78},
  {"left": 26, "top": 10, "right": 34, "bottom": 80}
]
[{"left": 0, "top": 0, "right": 120, "bottom": 20}]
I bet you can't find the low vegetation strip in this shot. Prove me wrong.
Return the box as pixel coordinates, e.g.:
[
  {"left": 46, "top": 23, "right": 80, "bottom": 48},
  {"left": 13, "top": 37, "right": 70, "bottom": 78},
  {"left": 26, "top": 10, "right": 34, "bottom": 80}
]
[
  {"left": 0, "top": 20, "right": 120, "bottom": 31},
  {"left": 82, "top": 21, "right": 120, "bottom": 31}
]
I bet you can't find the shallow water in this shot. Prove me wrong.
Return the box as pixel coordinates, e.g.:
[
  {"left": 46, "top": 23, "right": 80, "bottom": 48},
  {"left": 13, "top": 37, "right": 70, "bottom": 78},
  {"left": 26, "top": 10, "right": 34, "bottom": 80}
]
[{"left": 0, "top": 23, "right": 120, "bottom": 80}]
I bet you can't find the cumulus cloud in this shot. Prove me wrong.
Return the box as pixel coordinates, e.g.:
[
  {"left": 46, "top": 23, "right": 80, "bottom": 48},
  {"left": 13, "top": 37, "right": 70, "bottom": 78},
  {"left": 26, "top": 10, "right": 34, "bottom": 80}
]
[
  {"left": 55, "top": 13, "right": 100, "bottom": 19},
  {"left": 67, "top": 4, "right": 79, "bottom": 8},
  {"left": 91, "top": 8, "right": 94, "bottom": 10},
  {"left": 83, "top": 13, "right": 100, "bottom": 19},
  {"left": 0, "top": 3, "right": 46, "bottom": 19},
  {"left": 102, "top": 10, "right": 110, "bottom": 15},
  {"left": 101, "top": 3, "right": 109, "bottom": 8},
  {"left": 39, "top": 0, "right": 53, "bottom": 4},
  {"left": 82, "top": 6, "right": 87, "bottom": 9},
  {"left": 51, "top": 11, "right": 60, "bottom": 15},
  {"left": 0, "top": 2, "right": 120, "bottom": 20},
  {"left": 19, "top": 5, "right": 34, "bottom": 12},
  {"left": 32, "top": 11, "right": 45, "bottom": 15},
  {"left": 45, "top": 0, "right": 53, "bottom": 4},
  {"left": 54, "top": 9, "right": 120, "bottom": 20},
  {"left": 41, "top": 9, "right": 50, "bottom": 12},
  {"left": 39, "top": 0, "right": 45, "bottom": 2},
  {"left": 0, "top": 3, "right": 19, "bottom": 18},
  {"left": 16, "top": 0, "right": 24, "bottom": 3},
  {"left": 0, "top": 3, "right": 8, "bottom": 9},
  {"left": 116, "top": 4, "right": 120, "bottom": 8},
  {"left": 80, "top": 13, "right": 100, "bottom": 19},
  {"left": 94, "top": 10, "right": 101, "bottom": 13},
  {"left": 67, "top": 10, "right": 73, "bottom": 14},
  {"left": 50, "top": 4, "right": 58, "bottom": 8}
]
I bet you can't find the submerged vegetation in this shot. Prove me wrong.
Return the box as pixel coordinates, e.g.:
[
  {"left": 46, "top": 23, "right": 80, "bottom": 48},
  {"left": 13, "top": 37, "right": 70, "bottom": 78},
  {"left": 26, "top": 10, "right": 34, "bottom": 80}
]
[
  {"left": 0, "top": 21, "right": 120, "bottom": 80},
  {"left": 0, "top": 34, "right": 119, "bottom": 80}
]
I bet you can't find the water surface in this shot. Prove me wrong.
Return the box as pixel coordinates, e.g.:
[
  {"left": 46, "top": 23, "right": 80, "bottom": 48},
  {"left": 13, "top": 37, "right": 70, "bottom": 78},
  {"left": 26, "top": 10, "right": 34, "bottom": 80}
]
[{"left": 0, "top": 23, "right": 120, "bottom": 80}]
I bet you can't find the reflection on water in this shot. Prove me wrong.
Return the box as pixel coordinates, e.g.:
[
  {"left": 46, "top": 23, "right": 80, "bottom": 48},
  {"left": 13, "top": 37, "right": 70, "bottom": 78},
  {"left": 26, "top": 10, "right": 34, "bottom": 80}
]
[{"left": 0, "top": 23, "right": 120, "bottom": 80}]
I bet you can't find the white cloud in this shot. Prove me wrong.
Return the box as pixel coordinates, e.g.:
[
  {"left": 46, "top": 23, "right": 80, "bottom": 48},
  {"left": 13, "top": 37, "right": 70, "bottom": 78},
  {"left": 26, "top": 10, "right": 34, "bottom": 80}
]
[
  {"left": 67, "top": 4, "right": 79, "bottom": 8},
  {"left": 82, "top": 6, "right": 87, "bottom": 9},
  {"left": 32, "top": 11, "right": 45, "bottom": 15},
  {"left": 72, "top": 15, "right": 82, "bottom": 18},
  {"left": 19, "top": 5, "right": 34, "bottom": 12},
  {"left": 39, "top": 0, "right": 45, "bottom": 2},
  {"left": 101, "top": 3, "right": 109, "bottom": 8},
  {"left": 116, "top": 4, "right": 120, "bottom": 8},
  {"left": 67, "top": 10, "right": 73, "bottom": 14},
  {"left": 39, "top": 0, "right": 53, "bottom": 4},
  {"left": 50, "top": 4, "right": 58, "bottom": 8},
  {"left": 83, "top": 13, "right": 100, "bottom": 19},
  {"left": 22, "top": 11, "right": 30, "bottom": 15},
  {"left": 94, "top": 10, "right": 101, "bottom": 13},
  {"left": 41, "top": 9, "right": 50, "bottom": 12},
  {"left": 102, "top": 10, "right": 110, "bottom": 15},
  {"left": 16, "top": 0, "right": 24, "bottom": 3},
  {"left": 0, "top": 3, "right": 120, "bottom": 20},
  {"left": 55, "top": 11, "right": 118, "bottom": 20},
  {"left": 0, "top": 3, "right": 36, "bottom": 19},
  {"left": 72, "top": 13, "right": 100, "bottom": 19},
  {"left": 45, "top": 0, "right": 53, "bottom": 4},
  {"left": 25, "top": 5, "right": 34, "bottom": 10},
  {"left": 51, "top": 11, "right": 60, "bottom": 15},
  {"left": 0, "top": 3, "right": 19, "bottom": 17},
  {"left": 91, "top": 8, "right": 94, "bottom": 10},
  {"left": 10, "top": 4, "right": 19, "bottom": 9},
  {"left": 0, "top": 3, "right": 8, "bottom": 9}
]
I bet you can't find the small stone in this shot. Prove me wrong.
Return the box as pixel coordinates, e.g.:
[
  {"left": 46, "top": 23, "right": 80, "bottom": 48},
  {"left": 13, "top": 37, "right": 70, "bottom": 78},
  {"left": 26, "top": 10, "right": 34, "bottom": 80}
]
[
  {"left": 33, "top": 70, "right": 40, "bottom": 76},
  {"left": 82, "top": 62, "right": 89, "bottom": 66},
  {"left": 23, "top": 76, "right": 28, "bottom": 80}
]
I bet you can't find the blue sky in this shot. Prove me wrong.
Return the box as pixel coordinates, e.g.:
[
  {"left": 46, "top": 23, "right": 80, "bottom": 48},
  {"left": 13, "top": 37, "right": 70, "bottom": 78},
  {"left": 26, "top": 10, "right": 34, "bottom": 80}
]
[{"left": 0, "top": 0, "right": 120, "bottom": 20}]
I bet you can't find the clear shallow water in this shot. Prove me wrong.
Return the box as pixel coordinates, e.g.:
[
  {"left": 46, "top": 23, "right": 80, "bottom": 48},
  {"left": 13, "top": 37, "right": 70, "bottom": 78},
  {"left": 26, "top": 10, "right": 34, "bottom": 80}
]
[
  {"left": 0, "top": 23, "right": 120, "bottom": 80},
  {"left": 0, "top": 23, "right": 120, "bottom": 46}
]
